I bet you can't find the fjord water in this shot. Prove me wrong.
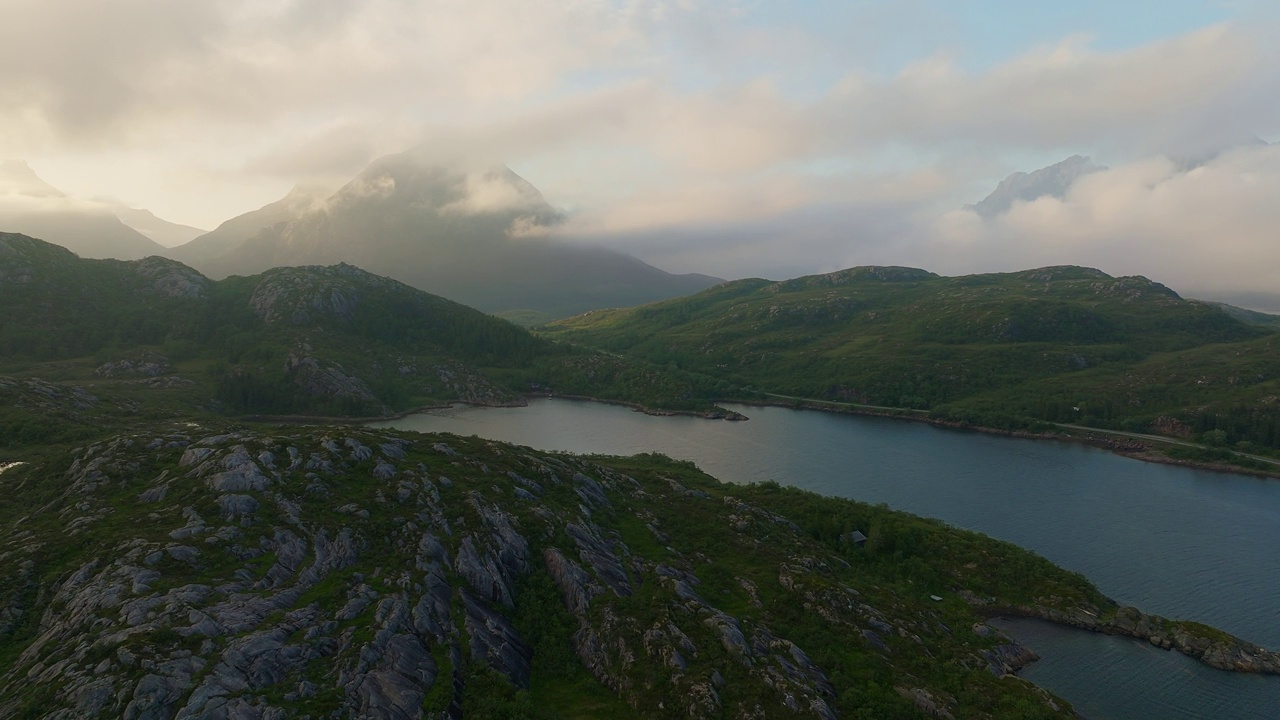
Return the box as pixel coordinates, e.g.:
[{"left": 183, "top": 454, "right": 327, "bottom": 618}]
[{"left": 373, "top": 399, "right": 1280, "bottom": 719}]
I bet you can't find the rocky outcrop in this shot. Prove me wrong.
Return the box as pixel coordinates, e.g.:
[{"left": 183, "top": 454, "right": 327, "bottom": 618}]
[
  {"left": 130, "top": 256, "right": 211, "bottom": 299},
  {"left": 0, "top": 375, "right": 97, "bottom": 412},
  {"left": 247, "top": 264, "right": 390, "bottom": 326},
  {"left": 0, "top": 427, "right": 1090, "bottom": 719},
  {"left": 283, "top": 355, "right": 385, "bottom": 411},
  {"left": 986, "top": 604, "right": 1280, "bottom": 675},
  {"left": 95, "top": 353, "right": 172, "bottom": 379}
]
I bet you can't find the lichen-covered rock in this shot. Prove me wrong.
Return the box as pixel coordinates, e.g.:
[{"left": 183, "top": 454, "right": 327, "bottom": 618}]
[{"left": 0, "top": 427, "right": 1117, "bottom": 719}]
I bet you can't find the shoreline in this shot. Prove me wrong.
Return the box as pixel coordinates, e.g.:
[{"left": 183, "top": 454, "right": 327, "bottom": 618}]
[
  {"left": 247, "top": 393, "right": 1279, "bottom": 480},
  {"left": 524, "top": 392, "right": 749, "bottom": 421},
  {"left": 726, "top": 396, "right": 1280, "bottom": 480},
  {"left": 240, "top": 395, "right": 1280, "bottom": 680},
  {"left": 978, "top": 604, "right": 1280, "bottom": 676}
]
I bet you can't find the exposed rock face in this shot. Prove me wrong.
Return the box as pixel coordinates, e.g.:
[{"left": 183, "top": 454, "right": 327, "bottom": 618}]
[
  {"left": 967, "top": 155, "right": 1104, "bottom": 218},
  {"left": 248, "top": 264, "right": 388, "bottom": 326},
  {"left": 95, "top": 353, "right": 172, "bottom": 378},
  {"left": 283, "top": 355, "right": 384, "bottom": 411},
  {"left": 0, "top": 375, "right": 98, "bottom": 412},
  {"left": 0, "top": 428, "right": 1086, "bottom": 719},
  {"left": 130, "top": 257, "right": 212, "bottom": 299}
]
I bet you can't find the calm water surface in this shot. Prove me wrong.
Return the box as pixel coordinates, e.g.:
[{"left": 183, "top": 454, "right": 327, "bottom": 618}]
[{"left": 373, "top": 399, "right": 1280, "bottom": 719}]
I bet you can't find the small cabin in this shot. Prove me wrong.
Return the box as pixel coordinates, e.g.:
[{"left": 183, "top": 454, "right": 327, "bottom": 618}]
[{"left": 843, "top": 530, "right": 867, "bottom": 547}]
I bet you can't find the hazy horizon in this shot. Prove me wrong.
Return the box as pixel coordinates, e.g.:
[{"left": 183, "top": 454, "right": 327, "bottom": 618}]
[{"left": 3, "top": 1, "right": 1279, "bottom": 303}]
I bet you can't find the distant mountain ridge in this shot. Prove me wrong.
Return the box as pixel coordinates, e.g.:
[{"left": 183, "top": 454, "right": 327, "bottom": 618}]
[
  {"left": 545, "top": 263, "right": 1280, "bottom": 450},
  {"left": 0, "top": 232, "right": 725, "bottom": 420},
  {"left": 165, "top": 150, "right": 721, "bottom": 320},
  {"left": 967, "top": 155, "right": 1104, "bottom": 218},
  {"left": 0, "top": 161, "right": 167, "bottom": 260},
  {"left": 167, "top": 183, "right": 331, "bottom": 266},
  {"left": 106, "top": 204, "right": 207, "bottom": 248}
]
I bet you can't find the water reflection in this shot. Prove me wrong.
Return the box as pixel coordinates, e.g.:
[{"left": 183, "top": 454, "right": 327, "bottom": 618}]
[{"left": 374, "top": 399, "right": 1280, "bottom": 719}]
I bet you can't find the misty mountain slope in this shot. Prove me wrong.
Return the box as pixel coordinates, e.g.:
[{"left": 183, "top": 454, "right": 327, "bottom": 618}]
[
  {"left": 545, "top": 264, "right": 1280, "bottom": 448},
  {"left": 166, "top": 152, "right": 721, "bottom": 320},
  {"left": 966, "top": 155, "right": 1104, "bottom": 218},
  {"left": 167, "top": 184, "right": 332, "bottom": 266},
  {"left": 0, "top": 161, "right": 168, "bottom": 260},
  {"left": 111, "top": 205, "right": 207, "bottom": 248},
  {"left": 0, "top": 233, "right": 729, "bottom": 436},
  {"left": 1197, "top": 301, "right": 1280, "bottom": 330}
]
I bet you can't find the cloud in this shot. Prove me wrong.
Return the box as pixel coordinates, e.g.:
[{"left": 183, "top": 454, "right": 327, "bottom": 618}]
[
  {"left": 1, "top": 1, "right": 1277, "bottom": 283},
  {"left": 0, "top": 191, "right": 110, "bottom": 216},
  {"left": 440, "top": 171, "right": 546, "bottom": 217},
  {"left": 568, "top": 142, "right": 1280, "bottom": 306},
  {"left": 925, "top": 143, "right": 1280, "bottom": 298},
  {"left": 796, "top": 23, "right": 1280, "bottom": 162},
  {"left": 0, "top": 0, "right": 682, "bottom": 147},
  {"left": 398, "top": 22, "right": 1280, "bottom": 243}
]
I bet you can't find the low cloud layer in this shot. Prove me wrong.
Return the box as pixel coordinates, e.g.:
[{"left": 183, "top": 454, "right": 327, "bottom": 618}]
[
  {"left": 575, "top": 143, "right": 1280, "bottom": 307},
  {"left": 2, "top": 2, "right": 1279, "bottom": 303},
  {"left": 929, "top": 144, "right": 1280, "bottom": 303}
]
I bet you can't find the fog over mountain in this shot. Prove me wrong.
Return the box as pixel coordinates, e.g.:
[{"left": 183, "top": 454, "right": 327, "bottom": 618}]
[
  {"left": 965, "top": 156, "right": 1105, "bottom": 219},
  {"left": 3, "top": 2, "right": 1278, "bottom": 303},
  {"left": 929, "top": 142, "right": 1280, "bottom": 310},
  {"left": 167, "top": 150, "right": 720, "bottom": 319},
  {"left": 167, "top": 183, "right": 332, "bottom": 266},
  {"left": 107, "top": 204, "right": 206, "bottom": 248},
  {"left": 0, "top": 160, "right": 166, "bottom": 260}
]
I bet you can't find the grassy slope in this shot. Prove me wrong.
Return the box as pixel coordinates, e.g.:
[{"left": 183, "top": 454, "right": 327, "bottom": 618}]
[
  {"left": 0, "top": 234, "right": 729, "bottom": 450},
  {"left": 544, "top": 265, "right": 1280, "bottom": 449}
]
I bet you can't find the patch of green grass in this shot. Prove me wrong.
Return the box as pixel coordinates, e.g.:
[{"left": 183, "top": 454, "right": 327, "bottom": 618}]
[{"left": 543, "top": 265, "right": 1280, "bottom": 450}]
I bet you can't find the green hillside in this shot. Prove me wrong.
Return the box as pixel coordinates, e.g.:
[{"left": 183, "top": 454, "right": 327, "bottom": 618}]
[
  {"left": 544, "top": 265, "right": 1280, "bottom": 449},
  {"left": 4, "top": 239, "right": 1278, "bottom": 718},
  {"left": 0, "top": 233, "right": 730, "bottom": 448}
]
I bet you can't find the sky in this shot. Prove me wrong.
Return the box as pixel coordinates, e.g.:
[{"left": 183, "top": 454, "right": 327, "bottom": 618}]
[{"left": 2, "top": 0, "right": 1280, "bottom": 302}]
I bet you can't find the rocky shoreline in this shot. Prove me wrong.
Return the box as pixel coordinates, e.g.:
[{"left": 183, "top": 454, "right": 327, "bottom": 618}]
[
  {"left": 980, "top": 604, "right": 1280, "bottom": 675},
  {"left": 325, "top": 394, "right": 1279, "bottom": 480}
]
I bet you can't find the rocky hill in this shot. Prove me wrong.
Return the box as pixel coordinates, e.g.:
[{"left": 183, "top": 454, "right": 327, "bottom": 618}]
[
  {"left": 3, "top": 425, "right": 1274, "bottom": 719},
  {"left": 165, "top": 152, "right": 721, "bottom": 322},
  {"left": 0, "top": 424, "right": 1117, "bottom": 719}
]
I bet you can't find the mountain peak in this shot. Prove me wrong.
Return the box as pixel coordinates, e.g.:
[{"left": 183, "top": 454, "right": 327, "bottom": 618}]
[
  {"left": 0, "top": 164, "right": 168, "bottom": 260},
  {"left": 109, "top": 205, "right": 208, "bottom": 248},
  {"left": 967, "top": 155, "right": 1104, "bottom": 218},
  {"left": 165, "top": 148, "right": 719, "bottom": 319},
  {"left": 333, "top": 152, "right": 557, "bottom": 224}
]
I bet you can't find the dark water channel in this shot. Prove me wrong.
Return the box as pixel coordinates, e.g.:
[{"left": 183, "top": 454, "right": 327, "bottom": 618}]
[{"left": 373, "top": 399, "right": 1280, "bottom": 719}]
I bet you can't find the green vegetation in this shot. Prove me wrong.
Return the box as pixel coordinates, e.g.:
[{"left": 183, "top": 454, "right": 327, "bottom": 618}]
[
  {"left": 1202, "top": 301, "right": 1280, "bottom": 330},
  {"left": 2, "top": 240, "right": 1275, "bottom": 717},
  {"left": 544, "top": 264, "right": 1280, "bottom": 452},
  {"left": 0, "top": 428, "right": 1100, "bottom": 718},
  {"left": 0, "top": 233, "right": 726, "bottom": 449}
]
